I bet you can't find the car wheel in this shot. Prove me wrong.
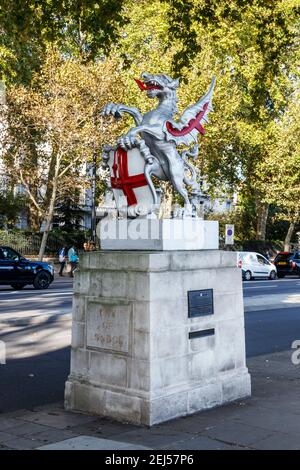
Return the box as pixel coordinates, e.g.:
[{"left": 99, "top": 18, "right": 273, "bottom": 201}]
[
  {"left": 33, "top": 271, "right": 51, "bottom": 289},
  {"left": 10, "top": 283, "right": 26, "bottom": 290},
  {"left": 277, "top": 273, "right": 285, "bottom": 278},
  {"left": 269, "top": 270, "right": 277, "bottom": 280},
  {"left": 244, "top": 270, "right": 252, "bottom": 281}
]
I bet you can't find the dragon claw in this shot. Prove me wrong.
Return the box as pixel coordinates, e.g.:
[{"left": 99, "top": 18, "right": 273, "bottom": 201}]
[
  {"left": 102, "top": 102, "right": 123, "bottom": 118},
  {"left": 118, "top": 133, "right": 138, "bottom": 150},
  {"left": 118, "top": 138, "right": 126, "bottom": 149},
  {"left": 124, "top": 136, "right": 131, "bottom": 148}
]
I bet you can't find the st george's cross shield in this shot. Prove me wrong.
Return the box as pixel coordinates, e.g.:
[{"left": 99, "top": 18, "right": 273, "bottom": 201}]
[{"left": 106, "top": 146, "right": 155, "bottom": 216}]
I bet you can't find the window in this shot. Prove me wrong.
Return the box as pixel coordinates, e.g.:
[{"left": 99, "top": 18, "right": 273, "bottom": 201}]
[
  {"left": 0, "top": 247, "right": 19, "bottom": 261},
  {"left": 257, "top": 255, "right": 269, "bottom": 265},
  {"left": 275, "top": 253, "right": 292, "bottom": 262}
]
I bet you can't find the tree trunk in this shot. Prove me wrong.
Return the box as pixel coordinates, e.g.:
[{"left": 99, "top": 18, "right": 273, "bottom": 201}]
[
  {"left": 27, "top": 141, "right": 41, "bottom": 231},
  {"left": 256, "top": 201, "right": 269, "bottom": 240},
  {"left": 38, "top": 156, "right": 60, "bottom": 261},
  {"left": 38, "top": 180, "right": 58, "bottom": 261},
  {"left": 27, "top": 199, "right": 42, "bottom": 231},
  {"left": 284, "top": 221, "right": 295, "bottom": 252}
]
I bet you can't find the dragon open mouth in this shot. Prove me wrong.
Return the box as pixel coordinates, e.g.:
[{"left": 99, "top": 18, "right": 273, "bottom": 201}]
[{"left": 135, "top": 79, "right": 162, "bottom": 91}]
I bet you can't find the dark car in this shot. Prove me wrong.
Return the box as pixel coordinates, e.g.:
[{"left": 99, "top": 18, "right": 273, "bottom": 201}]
[
  {"left": 273, "top": 251, "right": 300, "bottom": 278},
  {"left": 0, "top": 246, "right": 54, "bottom": 289}
]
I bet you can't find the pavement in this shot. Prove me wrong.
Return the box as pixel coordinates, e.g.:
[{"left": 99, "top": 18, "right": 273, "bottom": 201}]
[
  {"left": 0, "top": 275, "right": 299, "bottom": 450},
  {"left": 0, "top": 349, "right": 299, "bottom": 450}
]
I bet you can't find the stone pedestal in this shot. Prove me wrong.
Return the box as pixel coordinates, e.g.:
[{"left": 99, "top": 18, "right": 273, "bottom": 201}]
[
  {"left": 98, "top": 219, "right": 219, "bottom": 251},
  {"left": 65, "top": 250, "right": 251, "bottom": 426}
]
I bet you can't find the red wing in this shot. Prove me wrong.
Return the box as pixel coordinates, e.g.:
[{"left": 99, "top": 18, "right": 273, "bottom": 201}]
[{"left": 164, "top": 77, "right": 215, "bottom": 146}]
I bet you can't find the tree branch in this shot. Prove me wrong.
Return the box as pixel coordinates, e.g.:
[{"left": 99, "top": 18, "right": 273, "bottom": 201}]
[
  {"left": 58, "top": 154, "right": 85, "bottom": 178},
  {"left": 19, "top": 170, "right": 43, "bottom": 216}
]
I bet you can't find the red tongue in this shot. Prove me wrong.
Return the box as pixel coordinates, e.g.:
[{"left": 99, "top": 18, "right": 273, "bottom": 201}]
[
  {"left": 134, "top": 78, "right": 161, "bottom": 91},
  {"left": 134, "top": 79, "right": 147, "bottom": 90}
]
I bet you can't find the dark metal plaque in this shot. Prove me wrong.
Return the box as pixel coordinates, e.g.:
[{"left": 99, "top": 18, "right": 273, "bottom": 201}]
[
  {"left": 189, "top": 328, "right": 215, "bottom": 339},
  {"left": 188, "top": 289, "right": 214, "bottom": 318}
]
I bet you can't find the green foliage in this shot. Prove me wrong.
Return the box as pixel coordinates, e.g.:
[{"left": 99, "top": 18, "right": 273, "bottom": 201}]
[
  {"left": 48, "top": 228, "right": 90, "bottom": 251},
  {"left": 257, "top": 93, "right": 300, "bottom": 217},
  {"left": 0, "top": 0, "right": 126, "bottom": 84},
  {"left": 0, "top": 188, "right": 26, "bottom": 228},
  {"left": 0, "top": 228, "right": 89, "bottom": 255}
]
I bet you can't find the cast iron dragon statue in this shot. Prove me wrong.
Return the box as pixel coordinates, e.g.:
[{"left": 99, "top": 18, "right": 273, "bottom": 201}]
[{"left": 102, "top": 72, "right": 215, "bottom": 217}]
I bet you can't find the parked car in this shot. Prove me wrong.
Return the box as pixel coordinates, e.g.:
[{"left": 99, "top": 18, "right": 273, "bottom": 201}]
[
  {"left": 273, "top": 251, "right": 300, "bottom": 278},
  {"left": 0, "top": 246, "right": 54, "bottom": 289},
  {"left": 236, "top": 251, "right": 277, "bottom": 281}
]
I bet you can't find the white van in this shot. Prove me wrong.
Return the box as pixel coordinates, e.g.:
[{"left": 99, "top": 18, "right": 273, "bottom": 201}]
[{"left": 237, "top": 252, "right": 277, "bottom": 281}]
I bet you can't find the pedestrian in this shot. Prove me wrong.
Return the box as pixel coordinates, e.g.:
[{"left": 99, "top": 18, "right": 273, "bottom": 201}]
[
  {"left": 58, "top": 246, "right": 67, "bottom": 277},
  {"left": 68, "top": 245, "right": 78, "bottom": 278}
]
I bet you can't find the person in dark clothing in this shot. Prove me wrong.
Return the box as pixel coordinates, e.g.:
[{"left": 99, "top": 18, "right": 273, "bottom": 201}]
[{"left": 58, "top": 247, "right": 67, "bottom": 276}]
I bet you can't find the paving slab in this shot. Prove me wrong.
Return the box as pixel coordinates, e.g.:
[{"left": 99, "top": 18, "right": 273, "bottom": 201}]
[
  {"left": 0, "top": 417, "right": 24, "bottom": 432},
  {"left": 1, "top": 422, "right": 57, "bottom": 438},
  {"left": 29, "top": 428, "right": 80, "bottom": 445},
  {"left": 70, "top": 419, "right": 139, "bottom": 438},
  {"left": 18, "top": 410, "right": 96, "bottom": 429},
  {"left": 0, "top": 431, "right": 20, "bottom": 445},
  {"left": 161, "top": 435, "right": 247, "bottom": 450},
  {"left": 201, "top": 421, "right": 274, "bottom": 447},
  {"left": 111, "top": 428, "right": 193, "bottom": 449},
  {"left": 253, "top": 432, "right": 300, "bottom": 450},
  {"left": 1, "top": 436, "right": 45, "bottom": 450}
]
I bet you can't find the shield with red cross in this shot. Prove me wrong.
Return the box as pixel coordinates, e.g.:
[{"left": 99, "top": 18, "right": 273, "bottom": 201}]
[{"left": 107, "top": 146, "right": 155, "bottom": 216}]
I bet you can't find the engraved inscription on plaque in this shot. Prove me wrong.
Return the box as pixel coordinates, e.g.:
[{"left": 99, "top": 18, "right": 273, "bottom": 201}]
[
  {"left": 188, "top": 289, "right": 214, "bottom": 317},
  {"left": 86, "top": 301, "right": 131, "bottom": 353}
]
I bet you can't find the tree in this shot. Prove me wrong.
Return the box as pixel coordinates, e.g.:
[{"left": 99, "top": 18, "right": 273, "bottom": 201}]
[
  {"left": 0, "top": 50, "right": 126, "bottom": 259},
  {"left": 161, "top": 0, "right": 299, "bottom": 239},
  {"left": 256, "top": 93, "right": 300, "bottom": 250},
  {"left": 0, "top": 0, "right": 126, "bottom": 84}
]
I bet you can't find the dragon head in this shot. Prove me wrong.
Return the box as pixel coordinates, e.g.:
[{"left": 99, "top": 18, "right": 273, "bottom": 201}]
[{"left": 135, "top": 72, "right": 179, "bottom": 99}]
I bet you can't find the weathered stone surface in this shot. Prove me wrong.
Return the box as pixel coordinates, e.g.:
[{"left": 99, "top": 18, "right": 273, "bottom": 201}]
[
  {"left": 71, "top": 322, "right": 85, "bottom": 349},
  {"left": 69, "top": 349, "right": 90, "bottom": 378},
  {"left": 86, "top": 300, "right": 131, "bottom": 354},
  {"left": 65, "top": 250, "right": 251, "bottom": 425},
  {"left": 72, "top": 294, "right": 86, "bottom": 323},
  {"left": 188, "top": 382, "right": 223, "bottom": 413},
  {"left": 89, "top": 352, "right": 128, "bottom": 387}
]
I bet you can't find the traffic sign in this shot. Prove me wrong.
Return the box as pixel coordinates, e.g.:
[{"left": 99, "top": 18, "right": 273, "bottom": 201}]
[{"left": 225, "top": 224, "right": 234, "bottom": 245}]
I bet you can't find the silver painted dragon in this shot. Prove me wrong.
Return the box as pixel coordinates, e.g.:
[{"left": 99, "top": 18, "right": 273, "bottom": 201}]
[{"left": 102, "top": 72, "right": 215, "bottom": 217}]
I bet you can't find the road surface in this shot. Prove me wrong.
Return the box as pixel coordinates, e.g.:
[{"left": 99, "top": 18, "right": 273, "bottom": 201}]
[
  {"left": 243, "top": 278, "right": 300, "bottom": 357},
  {"left": 0, "top": 277, "right": 72, "bottom": 412}
]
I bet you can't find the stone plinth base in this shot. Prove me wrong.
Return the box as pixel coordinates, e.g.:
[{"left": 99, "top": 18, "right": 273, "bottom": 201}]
[
  {"left": 98, "top": 219, "right": 219, "bottom": 250},
  {"left": 65, "top": 250, "right": 251, "bottom": 426}
]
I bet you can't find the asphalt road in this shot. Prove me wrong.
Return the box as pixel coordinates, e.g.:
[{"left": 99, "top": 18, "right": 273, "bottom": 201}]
[
  {"left": 244, "top": 277, "right": 300, "bottom": 357},
  {"left": 243, "top": 277, "right": 300, "bottom": 297},
  {"left": 0, "top": 274, "right": 299, "bottom": 412},
  {"left": 0, "top": 277, "right": 73, "bottom": 413}
]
